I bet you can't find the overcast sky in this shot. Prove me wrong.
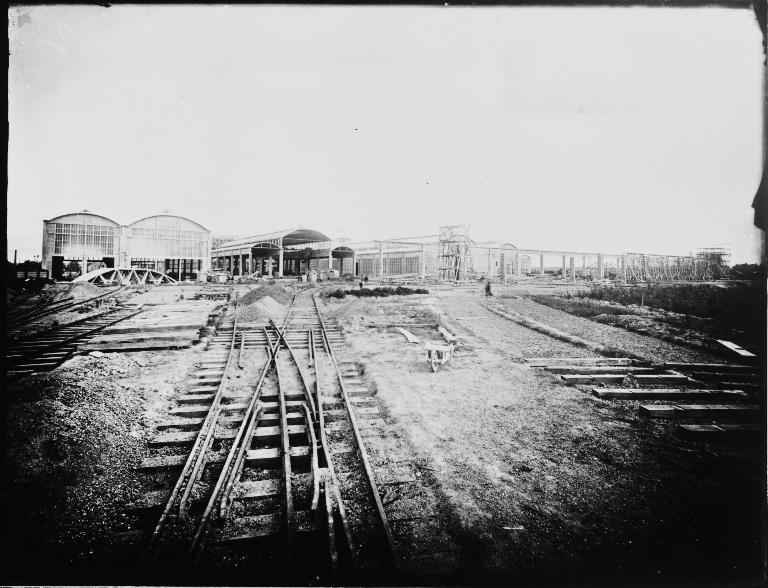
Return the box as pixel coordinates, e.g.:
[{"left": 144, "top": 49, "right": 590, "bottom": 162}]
[{"left": 8, "top": 5, "right": 764, "bottom": 263}]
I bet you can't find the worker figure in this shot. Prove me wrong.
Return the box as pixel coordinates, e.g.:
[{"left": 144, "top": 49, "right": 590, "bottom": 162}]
[
  {"left": 485, "top": 280, "right": 492, "bottom": 297},
  {"left": 359, "top": 278, "right": 364, "bottom": 290}
]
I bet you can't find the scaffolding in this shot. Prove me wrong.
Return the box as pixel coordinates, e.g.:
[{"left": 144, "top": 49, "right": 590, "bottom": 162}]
[
  {"left": 624, "top": 247, "right": 731, "bottom": 282},
  {"left": 438, "top": 225, "right": 474, "bottom": 281}
]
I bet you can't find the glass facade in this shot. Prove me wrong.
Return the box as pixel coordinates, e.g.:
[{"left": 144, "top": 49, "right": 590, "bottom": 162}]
[
  {"left": 128, "top": 226, "right": 207, "bottom": 258},
  {"left": 43, "top": 213, "right": 211, "bottom": 280},
  {"left": 52, "top": 223, "right": 115, "bottom": 255}
]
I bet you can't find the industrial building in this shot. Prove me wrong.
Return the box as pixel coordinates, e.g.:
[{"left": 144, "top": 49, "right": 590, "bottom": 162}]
[
  {"left": 349, "top": 237, "right": 520, "bottom": 280},
  {"left": 41, "top": 211, "right": 211, "bottom": 281},
  {"left": 211, "top": 228, "right": 355, "bottom": 278}
]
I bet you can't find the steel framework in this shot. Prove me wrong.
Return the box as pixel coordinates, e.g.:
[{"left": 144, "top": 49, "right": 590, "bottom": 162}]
[
  {"left": 74, "top": 267, "right": 178, "bottom": 285},
  {"left": 438, "top": 225, "right": 474, "bottom": 281},
  {"left": 624, "top": 249, "right": 730, "bottom": 282}
]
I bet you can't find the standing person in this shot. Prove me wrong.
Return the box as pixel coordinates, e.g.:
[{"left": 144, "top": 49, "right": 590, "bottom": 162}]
[
  {"left": 364, "top": 274, "right": 369, "bottom": 283},
  {"left": 359, "top": 278, "right": 364, "bottom": 290},
  {"left": 485, "top": 280, "right": 492, "bottom": 297}
]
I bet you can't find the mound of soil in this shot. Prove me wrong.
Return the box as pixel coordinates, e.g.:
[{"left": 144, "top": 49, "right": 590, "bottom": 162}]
[
  {"left": 320, "top": 297, "right": 376, "bottom": 327},
  {"left": 237, "top": 295, "right": 287, "bottom": 322},
  {"left": 50, "top": 281, "right": 104, "bottom": 300},
  {"left": 239, "top": 284, "right": 292, "bottom": 306},
  {"left": 2, "top": 350, "right": 187, "bottom": 584}
]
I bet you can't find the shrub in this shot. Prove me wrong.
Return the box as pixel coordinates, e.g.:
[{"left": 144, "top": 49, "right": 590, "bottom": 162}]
[
  {"left": 575, "top": 282, "right": 763, "bottom": 337},
  {"left": 323, "top": 286, "right": 429, "bottom": 299}
]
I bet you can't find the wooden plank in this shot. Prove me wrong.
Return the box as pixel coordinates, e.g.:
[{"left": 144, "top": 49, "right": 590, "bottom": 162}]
[
  {"left": 438, "top": 326, "right": 457, "bottom": 343},
  {"left": 545, "top": 366, "right": 657, "bottom": 375},
  {"left": 592, "top": 388, "right": 749, "bottom": 401},
  {"left": 526, "top": 357, "right": 634, "bottom": 364},
  {"left": 716, "top": 340, "right": 756, "bottom": 358},
  {"left": 395, "top": 327, "right": 420, "bottom": 344},
  {"left": 177, "top": 394, "right": 214, "bottom": 405},
  {"left": 365, "top": 322, "right": 437, "bottom": 328},
  {"left": 82, "top": 340, "right": 193, "bottom": 351},
  {"left": 236, "top": 478, "right": 281, "bottom": 501},
  {"left": 561, "top": 374, "right": 627, "bottom": 384},
  {"left": 690, "top": 372, "right": 762, "bottom": 383},
  {"left": 148, "top": 431, "right": 198, "bottom": 447},
  {"left": 634, "top": 374, "right": 691, "bottom": 384},
  {"left": 244, "top": 446, "right": 310, "bottom": 467},
  {"left": 677, "top": 423, "right": 760, "bottom": 441},
  {"left": 663, "top": 362, "right": 754, "bottom": 372},
  {"left": 218, "top": 513, "right": 280, "bottom": 543},
  {"left": 125, "top": 489, "right": 170, "bottom": 513},
  {"left": 640, "top": 404, "right": 761, "bottom": 419},
  {"left": 87, "top": 331, "right": 199, "bottom": 344},
  {"left": 155, "top": 417, "right": 205, "bottom": 430},
  {"left": 138, "top": 454, "right": 186, "bottom": 471}
]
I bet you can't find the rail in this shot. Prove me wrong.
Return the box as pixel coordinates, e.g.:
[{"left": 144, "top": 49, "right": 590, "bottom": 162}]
[
  {"left": 312, "top": 289, "right": 400, "bottom": 571},
  {"left": 136, "top": 295, "right": 243, "bottom": 573},
  {"left": 7, "top": 285, "right": 125, "bottom": 331}
]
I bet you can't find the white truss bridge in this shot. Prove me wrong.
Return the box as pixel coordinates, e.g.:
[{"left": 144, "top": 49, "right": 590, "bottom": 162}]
[{"left": 74, "top": 267, "right": 178, "bottom": 286}]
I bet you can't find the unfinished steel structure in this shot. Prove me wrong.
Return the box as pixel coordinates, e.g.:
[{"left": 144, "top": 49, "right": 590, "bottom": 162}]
[
  {"left": 74, "top": 267, "right": 178, "bottom": 285},
  {"left": 438, "top": 225, "right": 475, "bottom": 281},
  {"left": 622, "top": 249, "right": 731, "bottom": 282},
  {"left": 212, "top": 225, "right": 732, "bottom": 284}
]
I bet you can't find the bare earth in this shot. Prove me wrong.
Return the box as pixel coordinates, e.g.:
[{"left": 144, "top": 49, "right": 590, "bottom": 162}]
[
  {"left": 2, "top": 284, "right": 764, "bottom": 585},
  {"left": 326, "top": 289, "right": 764, "bottom": 585}
]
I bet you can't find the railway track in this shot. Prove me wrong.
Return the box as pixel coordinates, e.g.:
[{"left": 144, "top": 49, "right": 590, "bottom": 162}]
[
  {"left": 6, "top": 285, "right": 124, "bottom": 332},
  {"left": 130, "top": 287, "right": 397, "bottom": 584},
  {"left": 5, "top": 305, "right": 145, "bottom": 377}
]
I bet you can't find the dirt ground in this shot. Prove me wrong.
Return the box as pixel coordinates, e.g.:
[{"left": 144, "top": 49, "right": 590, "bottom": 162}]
[
  {"left": 2, "top": 344, "right": 204, "bottom": 583},
  {"left": 2, "top": 282, "right": 764, "bottom": 585},
  {"left": 323, "top": 287, "right": 765, "bottom": 585}
]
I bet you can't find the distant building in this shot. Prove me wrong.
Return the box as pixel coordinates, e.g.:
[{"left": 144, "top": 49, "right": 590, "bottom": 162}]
[{"left": 41, "top": 210, "right": 211, "bottom": 281}]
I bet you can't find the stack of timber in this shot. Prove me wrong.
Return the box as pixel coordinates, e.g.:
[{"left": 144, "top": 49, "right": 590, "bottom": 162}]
[
  {"left": 80, "top": 300, "right": 225, "bottom": 352},
  {"left": 529, "top": 357, "right": 764, "bottom": 442}
]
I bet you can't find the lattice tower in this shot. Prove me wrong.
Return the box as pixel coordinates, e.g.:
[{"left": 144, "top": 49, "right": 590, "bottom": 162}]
[{"left": 438, "top": 225, "right": 475, "bottom": 281}]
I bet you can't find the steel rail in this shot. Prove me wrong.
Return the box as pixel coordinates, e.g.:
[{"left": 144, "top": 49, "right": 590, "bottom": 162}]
[
  {"left": 8, "top": 285, "right": 124, "bottom": 330},
  {"left": 268, "top": 318, "right": 318, "bottom": 420},
  {"left": 308, "top": 329, "right": 315, "bottom": 368},
  {"left": 188, "top": 293, "right": 300, "bottom": 564},
  {"left": 312, "top": 290, "right": 400, "bottom": 571},
  {"left": 135, "top": 298, "right": 242, "bottom": 574},
  {"left": 7, "top": 307, "right": 145, "bottom": 365},
  {"left": 6, "top": 295, "right": 75, "bottom": 326},
  {"left": 187, "top": 397, "right": 267, "bottom": 565},
  {"left": 300, "top": 401, "right": 320, "bottom": 511},
  {"left": 7, "top": 304, "right": 129, "bottom": 343},
  {"left": 214, "top": 303, "right": 298, "bottom": 517},
  {"left": 309, "top": 314, "right": 355, "bottom": 573},
  {"left": 178, "top": 301, "right": 244, "bottom": 520},
  {"left": 323, "top": 472, "right": 339, "bottom": 572},
  {"left": 274, "top": 356, "right": 296, "bottom": 553},
  {"left": 238, "top": 331, "right": 246, "bottom": 369}
]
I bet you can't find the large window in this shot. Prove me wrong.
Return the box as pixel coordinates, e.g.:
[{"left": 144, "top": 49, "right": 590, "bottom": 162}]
[
  {"left": 128, "top": 223, "right": 207, "bottom": 258},
  {"left": 51, "top": 222, "right": 115, "bottom": 255},
  {"left": 405, "top": 256, "right": 420, "bottom": 274},
  {"left": 387, "top": 257, "right": 403, "bottom": 275},
  {"left": 359, "top": 257, "right": 379, "bottom": 275}
]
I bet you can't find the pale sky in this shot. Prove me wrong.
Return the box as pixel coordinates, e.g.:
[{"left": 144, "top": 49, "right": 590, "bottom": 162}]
[{"left": 7, "top": 5, "right": 764, "bottom": 263}]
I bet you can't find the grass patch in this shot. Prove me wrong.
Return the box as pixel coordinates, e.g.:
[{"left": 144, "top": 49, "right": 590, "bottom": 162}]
[
  {"left": 572, "top": 282, "right": 763, "bottom": 335},
  {"left": 324, "top": 286, "right": 429, "bottom": 299}
]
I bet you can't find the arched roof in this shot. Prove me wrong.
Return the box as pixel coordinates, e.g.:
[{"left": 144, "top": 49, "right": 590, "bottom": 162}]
[
  {"left": 128, "top": 213, "right": 209, "bottom": 232},
  {"left": 46, "top": 211, "right": 120, "bottom": 227},
  {"left": 212, "top": 227, "right": 332, "bottom": 253},
  {"left": 283, "top": 228, "right": 331, "bottom": 246}
]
